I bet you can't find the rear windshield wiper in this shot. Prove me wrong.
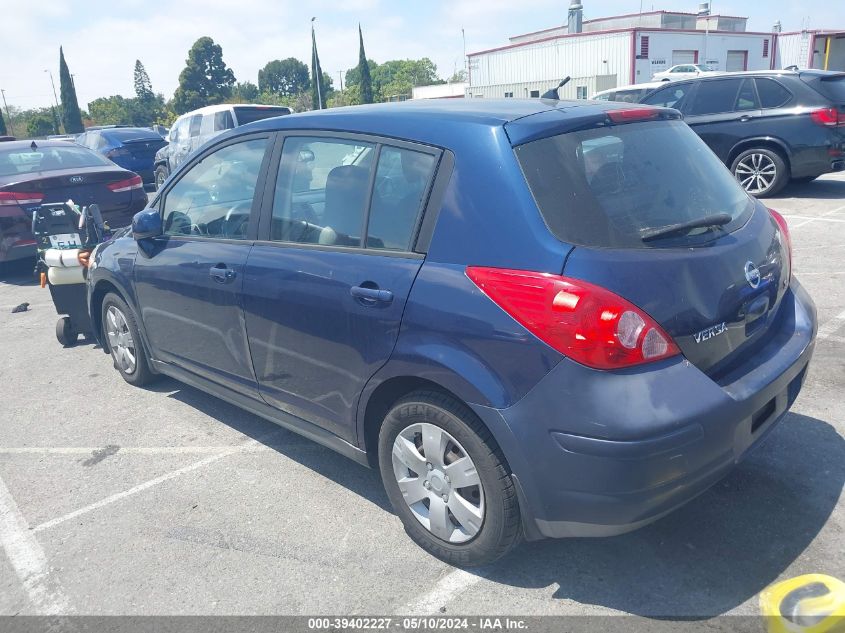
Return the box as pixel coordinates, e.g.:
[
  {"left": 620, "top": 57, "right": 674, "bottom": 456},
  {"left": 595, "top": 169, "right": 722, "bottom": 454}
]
[{"left": 641, "top": 212, "right": 733, "bottom": 242}]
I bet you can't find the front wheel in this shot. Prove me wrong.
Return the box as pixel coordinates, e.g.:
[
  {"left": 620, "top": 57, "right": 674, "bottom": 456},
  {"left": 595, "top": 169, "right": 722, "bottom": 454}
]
[
  {"left": 56, "top": 316, "right": 77, "bottom": 347},
  {"left": 101, "top": 293, "right": 156, "bottom": 386},
  {"left": 154, "top": 165, "right": 169, "bottom": 191},
  {"left": 378, "top": 391, "right": 521, "bottom": 566},
  {"left": 731, "top": 148, "right": 788, "bottom": 198}
]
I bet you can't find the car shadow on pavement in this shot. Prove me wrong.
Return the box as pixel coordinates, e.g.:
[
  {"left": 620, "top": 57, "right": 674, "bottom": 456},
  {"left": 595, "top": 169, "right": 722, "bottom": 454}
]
[
  {"left": 151, "top": 378, "right": 393, "bottom": 513},
  {"left": 0, "top": 258, "right": 37, "bottom": 286},
  {"left": 775, "top": 177, "right": 845, "bottom": 200},
  {"left": 478, "top": 412, "right": 844, "bottom": 619},
  {"left": 134, "top": 378, "right": 843, "bottom": 619}
]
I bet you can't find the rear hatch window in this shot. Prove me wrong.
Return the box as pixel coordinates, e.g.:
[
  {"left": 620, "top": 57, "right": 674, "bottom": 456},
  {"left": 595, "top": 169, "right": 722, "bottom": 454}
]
[
  {"left": 233, "top": 106, "right": 292, "bottom": 126},
  {"left": 804, "top": 73, "right": 845, "bottom": 103},
  {"left": 514, "top": 120, "right": 754, "bottom": 248}
]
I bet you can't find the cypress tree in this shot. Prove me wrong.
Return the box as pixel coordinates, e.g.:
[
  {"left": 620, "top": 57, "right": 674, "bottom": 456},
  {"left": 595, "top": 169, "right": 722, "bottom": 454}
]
[
  {"left": 358, "top": 25, "right": 373, "bottom": 104},
  {"left": 59, "top": 47, "right": 84, "bottom": 133},
  {"left": 0, "top": 111, "right": 7, "bottom": 136},
  {"left": 311, "top": 24, "right": 326, "bottom": 110}
]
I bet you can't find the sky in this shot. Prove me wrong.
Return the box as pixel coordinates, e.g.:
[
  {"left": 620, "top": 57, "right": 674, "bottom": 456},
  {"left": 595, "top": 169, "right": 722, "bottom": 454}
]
[{"left": 1, "top": 0, "right": 841, "bottom": 111}]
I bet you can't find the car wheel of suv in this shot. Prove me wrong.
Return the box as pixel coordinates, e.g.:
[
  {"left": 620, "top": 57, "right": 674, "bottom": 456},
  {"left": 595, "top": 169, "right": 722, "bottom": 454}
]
[
  {"left": 154, "top": 166, "right": 169, "bottom": 190},
  {"left": 731, "top": 148, "right": 788, "bottom": 198},
  {"left": 378, "top": 390, "right": 521, "bottom": 566},
  {"left": 101, "top": 293, "right": 156, "bottom": 386}
]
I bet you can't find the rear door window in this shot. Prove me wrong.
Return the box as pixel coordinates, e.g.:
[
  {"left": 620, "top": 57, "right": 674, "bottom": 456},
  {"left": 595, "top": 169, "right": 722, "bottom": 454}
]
[
  {"left": 755, "top": 78, "right": 792, "bottom": 108},
  {"left": 641, "top": 83, "right": 693, "bottom": 110},
  {"left": 514, "top": 120, "right": 754, "bottom": 249},
  {"left": 687, "top": 78, "right": 744, "bottom": 115},
  {"left": 735, "top": 79, "right": 760, "bottom": 110}
]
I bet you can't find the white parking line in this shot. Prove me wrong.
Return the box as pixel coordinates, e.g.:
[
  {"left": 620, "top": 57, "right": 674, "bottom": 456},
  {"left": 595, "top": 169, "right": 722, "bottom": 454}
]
[
  {"left": 0, "top": 446, "right": 269, "bottom": 455},
  {"left": 0, "top": 475, "right": 71, "bottom": 614},
  {"left": 817, "top": 309, "right": 845, "bottom": 342},
  {"left": 401, "top": 568, "right": 482, "bottom": 615},
  {"left": 31, "top": 433, "right": 280, "bottom": 534}
]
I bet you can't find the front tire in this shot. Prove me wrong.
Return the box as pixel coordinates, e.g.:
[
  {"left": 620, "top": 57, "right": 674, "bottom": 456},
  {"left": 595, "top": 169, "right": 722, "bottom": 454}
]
[
  {"left": 101, "top": 293, "right": 156, "bottom": 386},
  {"left": 154, "top": 165, "right": 169, "bottom": 191},
  {"left": 56, "top": 316, "right": 77, "bottom": 347},
  {"left": 378, "top": 391, "right": 521, "bottom": 567},
  {"left": 731, "top": 148, "right": 788, "bottom": 198}
]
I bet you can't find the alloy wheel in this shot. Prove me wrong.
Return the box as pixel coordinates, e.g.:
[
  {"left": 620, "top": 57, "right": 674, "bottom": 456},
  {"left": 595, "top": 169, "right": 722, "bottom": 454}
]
[
  {"left": 105, "top": 305, "right": 136, "bottom": 374},
  {"left": 735, "top": 153, "right": 777, "bottom": 194},
  {"left": 391, "top": 422, "right": 485, "bottom": 543}
]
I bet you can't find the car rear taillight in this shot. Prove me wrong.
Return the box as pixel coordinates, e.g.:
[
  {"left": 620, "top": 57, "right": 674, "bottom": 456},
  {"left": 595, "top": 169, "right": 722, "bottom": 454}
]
[
  {"left": 466, "top": 267, "right": 681, "bottom": 370},
  {"left": 809, "top": 107, "right": 844, "bottom": 127},
  {"left": 0, "top": 191, "right": 44, "bottom": 206},
  {"left": 106, "top": 175, "right": 143, "bottom": 193},
  {"left": 606, "top": 107, "right": 662, "bottom": 123},
  {"left": 768, "top": 208, "right": 792, "bottom": 283}
]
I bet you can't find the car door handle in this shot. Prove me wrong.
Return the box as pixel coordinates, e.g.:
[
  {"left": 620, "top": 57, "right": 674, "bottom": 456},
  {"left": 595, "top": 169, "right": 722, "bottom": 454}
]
[
  {"left": 209, "top": 265, "right": 236, "bottom": 283},
  {"left": 350, "top": 285, "right": 393, "bottom": 304},
  {"left": 738, "top": 114, "right": 753, "bottom": 122}
]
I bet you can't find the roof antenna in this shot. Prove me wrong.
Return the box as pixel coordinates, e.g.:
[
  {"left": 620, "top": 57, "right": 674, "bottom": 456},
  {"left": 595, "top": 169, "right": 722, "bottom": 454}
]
[
  {"left": 30, "top": 141, "right": 38, "bottom": 150},
  {"left": 541, "top": 76, "right": 570, "bottom": 100}
]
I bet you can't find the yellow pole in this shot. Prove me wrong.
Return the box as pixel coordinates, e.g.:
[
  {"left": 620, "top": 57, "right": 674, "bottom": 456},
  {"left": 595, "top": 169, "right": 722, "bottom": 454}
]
[{"left": 824, "top": 36, "right": 831, "bottom": 70}]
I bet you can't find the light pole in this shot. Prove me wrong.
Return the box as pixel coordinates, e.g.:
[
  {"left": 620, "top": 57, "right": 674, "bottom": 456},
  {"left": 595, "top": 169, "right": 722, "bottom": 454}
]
[
  {"left": 1, "top": 89, "right": 14, "bottom": 136},
  {"left": 311, "top": 17, "right": 323, "bottom": 110},
  {"left": 44, "top": 69, "right": 61, "bottom": 134}
]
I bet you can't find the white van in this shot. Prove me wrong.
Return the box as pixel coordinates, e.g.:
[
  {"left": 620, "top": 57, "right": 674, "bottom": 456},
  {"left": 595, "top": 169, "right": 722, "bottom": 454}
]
[{"left": 153, "top": 103, "right": 292, "bottom": 189}]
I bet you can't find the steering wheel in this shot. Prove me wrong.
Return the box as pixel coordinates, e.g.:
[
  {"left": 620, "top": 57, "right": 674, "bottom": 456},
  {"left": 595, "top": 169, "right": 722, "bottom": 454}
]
[{"left": 223, "top": 201, "right": 252, "bottom": 238}]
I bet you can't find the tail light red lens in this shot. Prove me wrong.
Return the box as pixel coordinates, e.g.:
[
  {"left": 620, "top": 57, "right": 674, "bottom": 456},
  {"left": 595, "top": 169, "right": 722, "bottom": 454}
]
[
  {"left": 106, "top": 175, "right": 144, "bottom": 193},
  {"left": 0, "top": 191, "right": 44, "bottom": 206},
  {"left": 768, "top": 208, "right": 792, "bottom": 282},
  {"left": 809, "top": 107, "right": 844, "bottom": 127},
  {"left": 466, "top": 267, "right": 681, "bottom": 370}
]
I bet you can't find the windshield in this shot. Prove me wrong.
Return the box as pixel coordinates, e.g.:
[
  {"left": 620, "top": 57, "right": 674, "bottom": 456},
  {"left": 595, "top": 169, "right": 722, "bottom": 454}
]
[
  {"left": 0, "top": 145, "right": 112, "bottom": 177},
  {"left": 233, "top": 106, "right": 292, "bottom": 126},
  {"left": 104, "top": 128, "right": 163, "bottom": 142},
  {"left": 514, "top": 120, "right": 754, "bottom": 248}
]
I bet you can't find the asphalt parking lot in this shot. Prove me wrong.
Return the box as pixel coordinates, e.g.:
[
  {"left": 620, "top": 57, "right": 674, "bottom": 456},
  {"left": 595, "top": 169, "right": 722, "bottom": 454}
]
[{"left": 0, "top": 174, "right": 843, "bottom": 622}]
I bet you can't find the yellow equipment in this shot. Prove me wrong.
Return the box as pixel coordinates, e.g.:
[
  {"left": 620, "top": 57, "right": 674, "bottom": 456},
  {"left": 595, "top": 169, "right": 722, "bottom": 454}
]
[{"left": 760, "top": 574, "right": 845, "bottom": 633}]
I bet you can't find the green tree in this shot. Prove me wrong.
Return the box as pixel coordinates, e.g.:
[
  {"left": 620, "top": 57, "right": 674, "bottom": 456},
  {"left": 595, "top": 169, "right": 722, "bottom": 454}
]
[
  {"left": 59, "top": 47, "right": 84, "bottom": 133},
  {"left": 258, "top": 58, "right": 310, "bottom": 97},
  {"left": 310, "top": 27, "right": 328, "bottom": 110},
  {"left": 375, "top": 59, "right": 442, "bottom": 99},
  {"left": 134, "top": 60, "right": 154, "bottom": 101},
  {"left": 172, "top": 36, "right": 236, "bottom": 114},
  {"left": 357, "top": 25, "right": 373, "bottom": 104},
  {"left": 88, "top": 95, "right": 132, "bottom": 126},
  {"left": 27, "top": 113, "right": 55, "bottom": 137},
  {"left": 232, "top": 81, "right": 259, "bottom": 102}
]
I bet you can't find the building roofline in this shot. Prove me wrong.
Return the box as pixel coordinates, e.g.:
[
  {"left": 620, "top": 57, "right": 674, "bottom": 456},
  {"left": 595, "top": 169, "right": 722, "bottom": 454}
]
[
  {"left": 508, "top": 9, "right": 750, "bottom": 41},
  {"left": 777, "top": 29, "right": 845, "bottom": 36},
  {"left": 471, "top": 27, "right": 775, "bottom": 57}
]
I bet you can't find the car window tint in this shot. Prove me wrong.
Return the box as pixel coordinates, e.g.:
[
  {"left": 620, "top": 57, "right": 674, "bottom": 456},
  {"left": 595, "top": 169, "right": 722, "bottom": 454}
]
[
  {"left": 755, "top": 78, "right": 792, "bottom": 108},
  {"left": 368, "top": 147, "right": 436, "bottom": 251},
  {"left": 188, "top": 115, "right": 202, "bottom": 137},
  {"left": 214, "top": 110, "right": 234, "bottom": 131},
  {"left": 641, "top": 83, "right": 692, "bottom": 110},
  {"left": 271, "top": 137, "right": 375, "bottom": 247},
  {"left": 688, "top": 79, "right": 743, "bottom": 115},
  {"left": 735, "top": 79, "right": 760, "bottom": 111},
  {"left": 161, "top": 138, "right": 267, "bottom": 240}
]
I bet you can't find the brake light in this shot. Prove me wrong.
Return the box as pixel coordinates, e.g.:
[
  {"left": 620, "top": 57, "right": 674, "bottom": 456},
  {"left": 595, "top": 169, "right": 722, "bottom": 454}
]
[
  {"left": 0, "top": 191, "right": 44, "bottom": 206},
  {"left": 607, "top": 107, "right": 661, "bottom": 123},
  {"left": 809, "top": 107, "right": 844, "bottom": 127},
  {"left": 106, "top": 175, "right": 143, "bottom": 193},
  {"left": 466, "top": 267, "right": 681, "bottom": 370},
  {"left": 768, "top": 208, "right": 792, "bottom": 283}
]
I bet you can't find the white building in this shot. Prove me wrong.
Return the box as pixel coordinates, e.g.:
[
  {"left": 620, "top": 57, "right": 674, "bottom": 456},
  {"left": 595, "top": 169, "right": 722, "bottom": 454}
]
[
  {"left": 412, "top": 82, "right": 468, "bottom": 100},
  {"left": 466, "top": 2, "right": 842, "bottom": 100},
  {"left": 776, "top": 30, "right": 845, "bottom": 71}
]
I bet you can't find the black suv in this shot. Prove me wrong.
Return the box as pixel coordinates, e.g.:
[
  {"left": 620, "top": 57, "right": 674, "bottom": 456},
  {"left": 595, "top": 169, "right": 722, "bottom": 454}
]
[{"left": 641, "top": 70, "right": 845, "bottom": 197}]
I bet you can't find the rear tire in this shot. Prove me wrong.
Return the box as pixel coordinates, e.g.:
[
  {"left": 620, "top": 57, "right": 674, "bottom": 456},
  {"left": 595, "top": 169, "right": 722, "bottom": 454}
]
[
  {"left": 731, "top": 148, "right": 788, "bottom": 198},
  {"left": 101, "top": 293, "right": 156, "bottom": 386},
  {"left": 378, "top": 390, "right": 521, "bottom": 567}
]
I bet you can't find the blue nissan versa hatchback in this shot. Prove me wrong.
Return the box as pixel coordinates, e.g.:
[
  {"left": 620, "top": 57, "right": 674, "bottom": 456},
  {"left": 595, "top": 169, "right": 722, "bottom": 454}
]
[{"left": 87, "top": 99, "right": 817, "bottom": 566}]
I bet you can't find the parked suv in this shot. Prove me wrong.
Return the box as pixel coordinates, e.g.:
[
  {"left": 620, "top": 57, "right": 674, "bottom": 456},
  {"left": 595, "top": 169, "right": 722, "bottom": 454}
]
[
  {"left": 153, "top": 103, "right": 292, "bottom": 189},
  {"left": 641, "top": 70, "right": 845, "bottom": 196},
  {"left": 88, "top": 100, "right": 816, "bottom": 566}
]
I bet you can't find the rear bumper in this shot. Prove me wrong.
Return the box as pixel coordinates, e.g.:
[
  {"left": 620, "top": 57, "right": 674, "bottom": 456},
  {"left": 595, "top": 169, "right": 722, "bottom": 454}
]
[{"left": 471, "top": 278, "right": 817, "bottom": 539}]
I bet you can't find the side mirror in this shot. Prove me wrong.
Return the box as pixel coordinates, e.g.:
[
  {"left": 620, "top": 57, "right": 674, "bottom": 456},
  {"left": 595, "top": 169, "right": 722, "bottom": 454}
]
[{"left": 132, "top": 208, "right": 163, "bottom": 240}]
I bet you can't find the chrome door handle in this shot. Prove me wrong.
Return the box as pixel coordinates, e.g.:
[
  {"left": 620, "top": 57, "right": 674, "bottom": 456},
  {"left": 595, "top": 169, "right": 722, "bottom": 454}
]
[{"left": 350, "top": 285, "right": 393, "bottom": 304}]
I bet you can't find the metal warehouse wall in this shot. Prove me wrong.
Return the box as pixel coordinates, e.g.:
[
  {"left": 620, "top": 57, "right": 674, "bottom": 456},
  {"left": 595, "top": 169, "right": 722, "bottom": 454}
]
[
  {"left": 774, "top": 32, "right": 810, "bottom": 69},
  {"left": 633, "top": 31, "right": 773, "bottom": 83},
  {"left": 468, "top": 31, "right": 632, "bottom": 99}
]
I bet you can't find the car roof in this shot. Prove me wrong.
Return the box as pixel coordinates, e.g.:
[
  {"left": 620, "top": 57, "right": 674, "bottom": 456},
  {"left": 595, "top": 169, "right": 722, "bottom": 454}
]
[
  {"left": 177, "top": 103, "right": 292, "bottom": 119},
  {"left": 594, "top": 81, "right": 664, "bottom": 96},
  {"left": 240, "top": 98, "right": 659, "bottom": 147},
  {"left": 667, "top": 69, "right": 845, "bottom": 83}
]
